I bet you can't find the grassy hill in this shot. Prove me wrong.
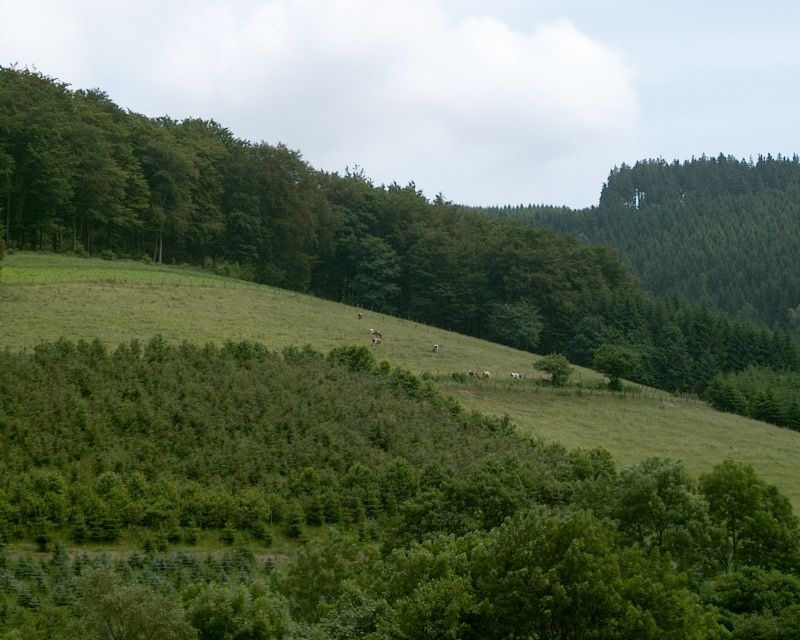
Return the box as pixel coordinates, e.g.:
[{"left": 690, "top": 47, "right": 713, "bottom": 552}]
[{"left": 3, "top": 252, "right": 800, "bottom": 508}]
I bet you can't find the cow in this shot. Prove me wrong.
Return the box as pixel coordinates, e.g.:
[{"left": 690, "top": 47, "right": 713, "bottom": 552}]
[
  {"left": 480, "top": 371, "right": 491, "bottom": 379},
  {"left": 511, "top": 372, "right": 524, "bottom": 380},
  {"left": 357, "top": 312, "right": 363, "bottom": 320},
  {"left": 468, "top": 370, "right": 478, "bottom": 378},
  {"left": 432, "top": 344, "right": 440, "bottom": 353}
]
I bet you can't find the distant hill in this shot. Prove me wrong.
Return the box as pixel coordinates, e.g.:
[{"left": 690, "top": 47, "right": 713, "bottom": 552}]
[{"left": 474, "top": 155, "right": 800, "bottom": 331}]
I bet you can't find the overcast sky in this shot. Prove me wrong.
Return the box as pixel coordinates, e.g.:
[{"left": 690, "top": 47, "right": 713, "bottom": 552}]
[{"left": 2, "top": 0, "right": 798, "bottom": 207}]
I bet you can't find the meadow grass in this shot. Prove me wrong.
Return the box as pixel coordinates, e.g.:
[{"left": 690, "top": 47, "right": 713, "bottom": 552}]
[
  {"left": 3, "top": 252, "right": 800, "bottom": 509},
  {"left": 0, "top": 252, "right": 606, "bottom": 381}
]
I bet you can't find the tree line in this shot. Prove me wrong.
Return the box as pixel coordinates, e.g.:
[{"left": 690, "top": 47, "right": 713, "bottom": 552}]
[
  {"left": 707, "top": 366, "right": 800, "bottom": 430},
  {"left": 477, "top": 155, "right": 800, "bottom": 332},
  {"left": 3, "top": 66, "right": 800, "bottom": 402}
]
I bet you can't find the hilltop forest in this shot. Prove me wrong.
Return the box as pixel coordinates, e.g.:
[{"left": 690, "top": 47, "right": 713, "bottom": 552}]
[
  {"left": 2, "top": 66, "right": 800, "bottom": 411},
  {"left": 477, "top": 155, "right": 800, "bottom": 333}
]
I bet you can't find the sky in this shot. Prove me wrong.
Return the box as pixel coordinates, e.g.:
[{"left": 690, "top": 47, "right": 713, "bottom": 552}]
[{"left": 1, "top": 0, "right": 799, "bottom": 207}]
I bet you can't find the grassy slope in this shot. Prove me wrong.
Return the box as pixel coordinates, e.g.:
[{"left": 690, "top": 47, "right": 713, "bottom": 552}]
[{"left": 3, "top": 252, "right": 800, "bottom": 508}]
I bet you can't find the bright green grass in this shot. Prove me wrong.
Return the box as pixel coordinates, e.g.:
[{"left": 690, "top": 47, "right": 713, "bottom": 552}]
[
  {"left": 0, "top": 252, "right": 606, "bottom": 382},
  {"left": 3, "top": 252, "right": 800, "bottom": 509},
  {"left": 440, "top": 380, "right": 800, "bottom": 507}
]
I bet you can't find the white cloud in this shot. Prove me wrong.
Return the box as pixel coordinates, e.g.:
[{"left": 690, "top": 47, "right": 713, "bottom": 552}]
[{"left": 0, "top": 0, "right": 640, "bottom": 206}]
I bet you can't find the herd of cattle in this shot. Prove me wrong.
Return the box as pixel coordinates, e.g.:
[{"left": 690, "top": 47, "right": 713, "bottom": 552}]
[{"left": 358, "top": 312, "right": 525, "bottom": 381}]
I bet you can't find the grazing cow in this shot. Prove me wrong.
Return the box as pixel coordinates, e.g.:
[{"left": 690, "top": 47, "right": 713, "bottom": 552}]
[
  {"left": 510, "top": 372, "right": 524, "bottom": 380},
  {"left": 357, "top": 312, "right": 363, "bottom": 320},
  {"left": 371, "top": 336, "right": 382, "bottom": 347},
  {"left": 480, "top": 371, "right": 491, "bottom": 379},
  {"left": 468, "top": 370, "right": 478, "bottom": 378},
  {"left": 432, "top": 344, "right": 440, "bottom": 353},
  {"left": 369, "top": 328, "right": 382, "bottom": 339}
]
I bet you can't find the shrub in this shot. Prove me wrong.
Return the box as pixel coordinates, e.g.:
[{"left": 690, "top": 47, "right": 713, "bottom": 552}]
[
  {"left": 285, "top": 503, "right": 304, "bottom": 539},
  {"left": 327, "top": 345, "right": 376, "bottom": 372},
  {"left": 593, "top": 344, "right": 640, "bottom": 391},
  {"left": 220, "top": 523, "right": 236, "bottom": 546},
  {"left": 535, "top": 353, "right": 573, "bottom": 387}
]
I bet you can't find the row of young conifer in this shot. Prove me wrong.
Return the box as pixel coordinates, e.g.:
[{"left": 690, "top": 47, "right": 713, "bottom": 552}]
[{"left": 0, "top": 338, "right": 799, "bottom": 637}]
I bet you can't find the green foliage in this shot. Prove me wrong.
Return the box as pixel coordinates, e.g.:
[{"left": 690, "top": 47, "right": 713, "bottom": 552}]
[
  {"left": 486, "top": 299, "right": 543, "bottom": 352},
  {"left": 0, "top": 338, "right": 570, "bottom": 544},
  {"left": 80, "top": 569, "right": 196, "bottom": 640},
  {"left": 700, "top": 460, "right": 800, "bottom": 572},
  {"left": 327, "top": 344, "right": 376, "bottom": 372},
  {"left": 465, "top": 508, "right": 722, "bottom": 639},
  {"left": 183, "top": 581, "right": 292, "bottom": 640},
  {"left": 610, "top": 458, "right": 714, "bottom": 574},
  {"left": 483, "top": 155, "right": 800, "bottom": 331},
  {"left": 707, "top": 367, "right": 800, "bottom": 430},
  {"left": 703, "top": 566, "right": 800, "bottom": 639},
  {"left": 593, "top": 344, "right": 640, "bottom": 390},
  {"left": 534, "top": 352, "right": 573, "bottom": 386}
]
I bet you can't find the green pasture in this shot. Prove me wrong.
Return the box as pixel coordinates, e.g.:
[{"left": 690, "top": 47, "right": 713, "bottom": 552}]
[
  {"left": 3, "top": 252, "right": 800, "bottom": 508},
  {"left": 0, "top": 252, "right": 604, "bottom": 381},
  {"left": 440, "top": 380, "right": 800, "bottom": 506}
]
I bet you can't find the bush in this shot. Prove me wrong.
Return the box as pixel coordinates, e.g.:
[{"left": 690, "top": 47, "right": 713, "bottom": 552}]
[
  {"left": 593, "top": 344, "right": 640, "bottom": 391},
  {"left": 285, "top": 503, "right": 304, "bottom": 539},
  {"left": 220, "top": 523, "right": 236, "bottom": 546},
  {"left": 534, "top": 353, "right": 573, "bottom": 387},
  {"left": 327, "top": 345, "right": 376, "bottom": 372},
  {"left": 100, "top": 249, "right": 116, "bottom": 261},
  {"left": 183, "top": 524, "right": 199, "bottom": 546}
]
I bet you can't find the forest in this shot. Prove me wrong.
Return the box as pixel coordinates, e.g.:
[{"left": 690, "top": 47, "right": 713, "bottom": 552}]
[
  {"left": 0, "top": 339, "right": 799, "bottom": 638},
  {"left": 476, "top": 155, "right": 800, "bottom": 333},
  {"left": 2, "top": 65, "right": 800, "bottom": 414}
]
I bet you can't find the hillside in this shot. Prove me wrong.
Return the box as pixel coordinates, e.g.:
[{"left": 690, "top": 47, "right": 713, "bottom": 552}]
[
  {"left": 5, "top": 68, "right": 800, "bottom": 403},
  {"left": 3, "top": 252, "right": 800, "bottom": 509},
  {"left": 478, "top": 155, "right": 800, "bottom": 331}
]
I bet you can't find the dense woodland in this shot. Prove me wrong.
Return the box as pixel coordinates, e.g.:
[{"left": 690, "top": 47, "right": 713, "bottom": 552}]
[
  {"left": 477, "top": 156, "right": 800, "bottom": 332},
  {"left": 0, "top": 339, "right": 799, "bottom": 638},
  {"left": 706, "top": 366, "right": 800, "bottom": 430},
  {"left": 3, "top": 66, "right": 800, "bottom": 409}
]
